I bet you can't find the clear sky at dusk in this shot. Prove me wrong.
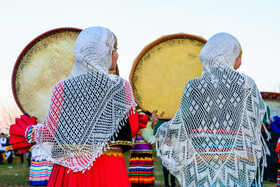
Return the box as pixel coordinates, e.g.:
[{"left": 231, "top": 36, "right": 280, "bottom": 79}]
[{"left": 0, "top": 0, "right": 279, "bottom": 109}]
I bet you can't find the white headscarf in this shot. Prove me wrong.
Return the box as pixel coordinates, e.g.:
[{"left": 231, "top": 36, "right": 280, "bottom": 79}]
[
  {"left": 155, "top": 33, "right": 269, "bottom": 187},
  {"left": 70, "top": 26, "right": 114, "bottom": 76},
  {"left": 199, "top": 32, "right": 241, "bottom": 69},
  {"left": 34, "top": 26, "right": 136, "bottom": 172}
]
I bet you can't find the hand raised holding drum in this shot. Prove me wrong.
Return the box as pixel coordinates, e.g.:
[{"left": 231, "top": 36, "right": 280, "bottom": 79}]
[{"left": 151, "top": 110, "right": 159, "bottom": 123}]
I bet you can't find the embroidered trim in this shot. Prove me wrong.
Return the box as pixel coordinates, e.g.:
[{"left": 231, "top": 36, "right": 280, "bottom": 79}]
[
  {"left": 26, "top": 125, "right": 36, "bottom": 144},
  {"left": 102, "top": 149, "right": 123, "bottom": 157},
  {"left": 52, "top": 141, "right": 132, "bottom": 150},
  {"left": 108, "top": 140, "right": 133, "bottom": 147}
]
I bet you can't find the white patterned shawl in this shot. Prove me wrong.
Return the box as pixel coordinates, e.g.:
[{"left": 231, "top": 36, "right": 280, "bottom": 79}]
[
  {"left": 33, "top": 27, "right": 136, "bottom": 172},
  {"left": 155, "top": 33, "right": 270, "bottom": 186}
]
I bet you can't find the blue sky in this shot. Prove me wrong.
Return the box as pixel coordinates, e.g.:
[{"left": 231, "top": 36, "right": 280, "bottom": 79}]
[{"left": 0, "top": 0, "right": 280, "bottom": 109}]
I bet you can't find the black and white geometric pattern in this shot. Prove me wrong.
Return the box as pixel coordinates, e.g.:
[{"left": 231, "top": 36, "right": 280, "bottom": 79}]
[
  {"left": 34, "top": 27, "right": 136, "bottom": 172},
  {"left": 35, "top": 72, "right": 135, "bottom": 172},
  {"left": 155, "top": 33, "right": 269, "bottom": 187}
]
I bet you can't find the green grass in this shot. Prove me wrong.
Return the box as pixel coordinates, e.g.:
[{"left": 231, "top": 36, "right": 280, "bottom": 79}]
[
  {"left": 0, "top": 154, "right": 277, "bottom": 186},
  {"left": 0, "top": 158, "right": 31, "bottom": 186}
]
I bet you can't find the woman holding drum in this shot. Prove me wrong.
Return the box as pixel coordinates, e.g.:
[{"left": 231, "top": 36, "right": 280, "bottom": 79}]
[
  {"left": 10, "top": 26, "right": 141, "bottom": 187},
  {"left": 152, "top": 33, "right": 270, "bottom": 187}
]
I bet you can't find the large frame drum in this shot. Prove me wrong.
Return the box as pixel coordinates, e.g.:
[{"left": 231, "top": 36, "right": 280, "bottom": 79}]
[{"left": 130, "top": 33, "right": 207, "bottom": 120}]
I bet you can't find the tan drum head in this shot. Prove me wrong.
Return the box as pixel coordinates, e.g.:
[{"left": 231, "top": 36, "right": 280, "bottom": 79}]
[
  {"left": 12, "top": 27, "right": 119, "bottom": 123},
  {"left": 130, "top": 33, "right": 207, "bottom": 120}
]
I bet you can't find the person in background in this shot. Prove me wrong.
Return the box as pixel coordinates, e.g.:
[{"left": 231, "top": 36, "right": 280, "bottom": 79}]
[
  {"left": 14, "top": 149, "right": 24, "bottom": 164},
  {"left": 25, "top": 149, "right": 32, "bottom": 167},
  {"left": 151, "top": 115, "right": 176, "bottom": 187},
  {"left": 275, "top": 135, "right": 280, "bottom": 187},
  {"left": 0, "top": 133, "right": 7, "bottom": 165},
  {"left": 162, "top": 165, "right": 176, "bottom": 187},
  {"left": 5, "top": 145, "right": 13, "bottom": 164},
  {"left": 261, "top": 115, "right": 278, "bottom": 183},
  {"left": 128, "top": 114, "right": 155, "bottom": 186}
]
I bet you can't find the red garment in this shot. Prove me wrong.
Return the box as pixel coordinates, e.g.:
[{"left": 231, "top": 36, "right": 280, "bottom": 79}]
[
  {"left": 47, "top": 154, "right": 130, "bottom": 187},
  {"left": 9, "top": 115, "right": 37, "bottom": 153},
  {"left": 276, "top": 138, "right": 280, "bottom": 187},
  {"left": 44, "top": 111, "right": 139, "bottom": 187},
  {"left": 276, "top": 138, "right": 280, "bottom": 154},
  {"left": 128, "top": 111, "right": 148, "bottom": 138},
  {"left": 10, "top": 113, "right": 139, "bottom": 187},
  {"left": 9, "top": 79, "right": 143, "bottom": 186},
  {"left": 129, "top": 110, "right": 139, "bottom": 138}
]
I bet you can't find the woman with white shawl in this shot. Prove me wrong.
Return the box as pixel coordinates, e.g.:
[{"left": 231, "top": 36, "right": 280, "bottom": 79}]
[
  {"left": 10, "top": 26, "right": 140, "bottom": 187},
  {"left": 152, "top": 32, "right": 270, "bottom": 187}
]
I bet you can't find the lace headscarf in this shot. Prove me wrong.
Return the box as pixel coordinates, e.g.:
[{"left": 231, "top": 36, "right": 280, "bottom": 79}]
[
  {"left": 70, "top": 26, "right": 114, "bottom": 76},
  {"left": 199, "top": 32, "right": 241, "bottom": 69},
  {"left": 155, "top": 33, "right": 270, "bottom": 186},
  {"left": 33, "top": 27, "right": 136, "bottom": 172}
]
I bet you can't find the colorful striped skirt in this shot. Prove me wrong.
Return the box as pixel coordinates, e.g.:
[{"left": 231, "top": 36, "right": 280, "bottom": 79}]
[
  {"left": 277, "top": 162, "right": 280, "bottom": 187},
  {"left": 129, "top": 135, "right": 154, "bottom": 186},
  {"left": 29, "top": 147, "right": 54, "bottom": 186}
]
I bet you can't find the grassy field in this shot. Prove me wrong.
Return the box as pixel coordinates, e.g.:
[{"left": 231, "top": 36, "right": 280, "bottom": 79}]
[{"left": 0, "top": 153, "right": 277, "bottom": 186}]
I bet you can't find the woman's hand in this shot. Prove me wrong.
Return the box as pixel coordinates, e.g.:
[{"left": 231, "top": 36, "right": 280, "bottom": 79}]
[{"left": 151, "top": 110, "right": 159, "bottom": 123}]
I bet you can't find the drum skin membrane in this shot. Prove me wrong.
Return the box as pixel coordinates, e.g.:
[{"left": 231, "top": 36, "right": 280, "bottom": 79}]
[
  {"left": 131, "top": 37, "right": 205, "bottom": 119},
  {"left": 13, "top": 29, "right": 80, "bottom": 122}
]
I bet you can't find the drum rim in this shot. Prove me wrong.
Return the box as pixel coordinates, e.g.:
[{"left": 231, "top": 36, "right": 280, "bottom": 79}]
[
  {"left": 129, "top": 33, "right": 207, "bottom": 120},
  {"left": 12, "top": 27, "right": 82, "bottom": 115}
]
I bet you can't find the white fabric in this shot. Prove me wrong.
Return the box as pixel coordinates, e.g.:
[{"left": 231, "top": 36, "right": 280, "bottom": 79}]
[
  {"left": 0, "top": 137, "right": 7, "bottom": 151},
  {"left": 33, "top": 27, "right": 136, "bottom": 172},
  {"left": 70, "top": 26, "right": 114, "bottom": 76},
  {"left": 31, "top": 144, "right": 54, "bottom": 162},
  {"left": 155, "top": 33, "right": 269, "bottom": 187}
]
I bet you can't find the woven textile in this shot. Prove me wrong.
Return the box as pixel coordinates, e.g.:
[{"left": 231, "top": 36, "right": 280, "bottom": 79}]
[
  {"left": 278, "top": 164, "right": 280, "bottom": 187},
  {"left": 33, "top": 27, "right": 136, "bottom": 172},
  {"left": 129, "top": 135, "right": 154, "bottom": 186},
  {"left": 155, "top": 33, "right": 270, "bottom": 186},
  {"left": 29, "top": 146, "right": 54, "bottom": 186}
]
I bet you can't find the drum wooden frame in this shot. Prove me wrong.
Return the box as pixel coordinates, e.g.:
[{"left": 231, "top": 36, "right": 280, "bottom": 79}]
[{"left": 130, "top": 33, "right": 207, "bottom": 120}]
